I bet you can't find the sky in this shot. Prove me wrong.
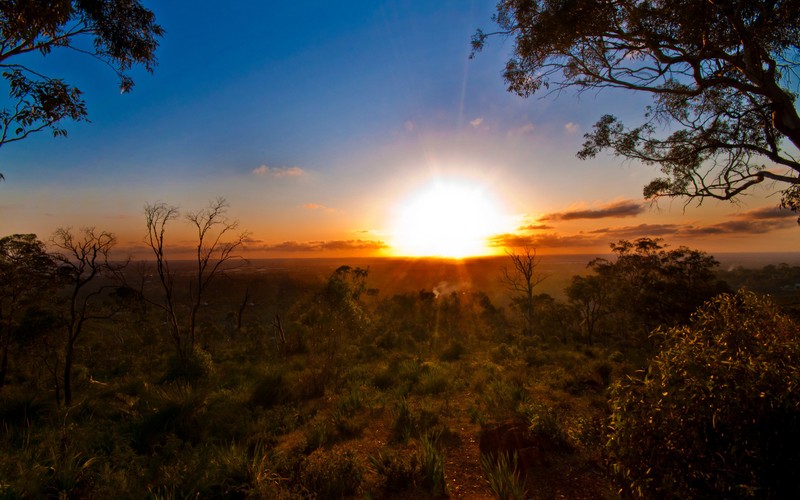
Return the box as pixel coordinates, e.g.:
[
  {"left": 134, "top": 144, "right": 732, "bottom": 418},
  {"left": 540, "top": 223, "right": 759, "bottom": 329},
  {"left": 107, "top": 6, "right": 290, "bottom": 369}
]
[{"left": 1, "top": 0, "right": 798, "bottom": 259}]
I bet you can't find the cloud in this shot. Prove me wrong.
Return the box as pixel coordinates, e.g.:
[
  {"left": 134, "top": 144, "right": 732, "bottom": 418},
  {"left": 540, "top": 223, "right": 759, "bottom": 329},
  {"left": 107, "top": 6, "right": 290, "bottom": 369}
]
[
  {"left": 404, "top": 120, "right": 416, "bottom": 133},
  {"left": 518, "top": 223, "right": 554, "bottom": 231},
  {"left": 252, "top": 165, "right": 306, "bottom": 177},
  {"left": 564, "top": 122, "right": 580, "bottom": 134},
  {"left": 734, "top": 206, "right": 796, "bottom": 220},
  {"left": 469, "top": 117, "right": 484, "bottom": 128},
  {"left": 256, "top": 239, "right": 388, "bottom": 252},
  {"left": 540, "top": 200, "right": 645, "bottom": 221},
  {"left": 587, "top": 223, "right": 683, "bottom": 238},
  {"left": 488, "top": 232, "right": 601, "bottom": 249},
  {"left": 683, "top": 219, "right": 792, "bottom": 236},
  {"left": 507, "top": 122, "right": 535, "bottom": 138},
  {"left": 303, "top": 203, "right": 338, "bottom": 212}
]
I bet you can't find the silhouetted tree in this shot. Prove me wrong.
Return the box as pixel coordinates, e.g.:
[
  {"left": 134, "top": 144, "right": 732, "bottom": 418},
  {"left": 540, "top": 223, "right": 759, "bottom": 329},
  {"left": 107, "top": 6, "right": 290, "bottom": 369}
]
[
  {"left": 50, "top": 227, "right": 122, "bottom": 406},
  {"left": 501, "top": 247, "right": 547, "bottom": 336},
  {"left": 474, "top": 1, "right": 800, "bottom": 209},
  {"left": 0, "top": 0, "right": 163, "bottom": 179},
  {"left": 144, "top": 198, "right": 247, "bottom": 358},
  {"left": 566, "top": 274, "right": 609, "bottom": 345},
  {"left": 589, "top": 238, "right": 727, "bottom": 340},
  {"left": 0, "top": 234, "right": 56, "bottom": 389}
]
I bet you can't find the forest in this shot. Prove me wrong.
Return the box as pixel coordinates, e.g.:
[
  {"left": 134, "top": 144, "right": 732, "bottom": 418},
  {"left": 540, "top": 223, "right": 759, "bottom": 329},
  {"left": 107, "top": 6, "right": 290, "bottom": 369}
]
[{"left": 2, "top": 228, "right": 799, "bottom": 499}]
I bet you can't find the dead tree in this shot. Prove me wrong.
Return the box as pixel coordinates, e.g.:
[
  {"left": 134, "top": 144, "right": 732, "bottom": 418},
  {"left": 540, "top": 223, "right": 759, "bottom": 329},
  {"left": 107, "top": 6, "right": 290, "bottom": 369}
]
[{"left": 501, "top": 247, "right": 547, "bottom": 337}]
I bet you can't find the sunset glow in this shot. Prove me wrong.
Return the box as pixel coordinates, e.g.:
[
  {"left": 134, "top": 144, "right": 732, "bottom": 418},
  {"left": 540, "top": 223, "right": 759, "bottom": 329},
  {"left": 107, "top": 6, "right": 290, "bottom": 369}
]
[{"left": 390, "top": 180, "right": 505, "bottom": 258}]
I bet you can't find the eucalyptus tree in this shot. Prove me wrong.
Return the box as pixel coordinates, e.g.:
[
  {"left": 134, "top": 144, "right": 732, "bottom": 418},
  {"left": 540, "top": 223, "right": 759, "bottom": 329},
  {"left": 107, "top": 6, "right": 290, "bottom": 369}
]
[
  {"left": 474, "top": 1, "right": 800, "bottom": 211},
  {"left": 0, "top": 0, "right": 163, "bottom": 179},
  {"left": 0, "top": 233, "right": 56, "bottom": 389}
]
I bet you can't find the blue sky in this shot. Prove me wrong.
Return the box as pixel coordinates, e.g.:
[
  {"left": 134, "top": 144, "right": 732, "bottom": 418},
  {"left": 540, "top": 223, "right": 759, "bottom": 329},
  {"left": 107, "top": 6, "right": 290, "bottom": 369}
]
[{"left": 1, "top": 1, "right": 798, "bottom": 257}]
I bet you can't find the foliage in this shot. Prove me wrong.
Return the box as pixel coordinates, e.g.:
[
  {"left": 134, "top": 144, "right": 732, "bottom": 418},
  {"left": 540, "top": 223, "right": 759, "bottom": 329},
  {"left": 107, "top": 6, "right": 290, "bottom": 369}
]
[
  {"left": 0, "top": 0, "right": 163, "bottom": 176},
  {"left": 474, "top": 0, "right": 800, "bottom": 207},
  {"left": 248, "top": 370, "right": 291, "bottom": 409},
  {"left": 163, "top": 347, "right": 215, "bottom": 384},
  {"left": 608, "top": 291, "right": 800, "bottom": 497},
  {"left": 588, "top": 238, "right": 726, "bottom": 338},
  {"left": 299, "top": 446, "right": 364, "bottom": 498},
  {"left": 369, "top": 448, "right": 421, "bottom": 493},
  {"left": 565, "top": 274, "right": 608, "bottom": 345},
  {"left": 481, "top": 451, "right": 527, "bottom": 500},
  {"left": 0, "top": 234, "right": 56, "bottom": 389},
  {"left": 419, "top": 433, "right": 447, "bottom": 497}
]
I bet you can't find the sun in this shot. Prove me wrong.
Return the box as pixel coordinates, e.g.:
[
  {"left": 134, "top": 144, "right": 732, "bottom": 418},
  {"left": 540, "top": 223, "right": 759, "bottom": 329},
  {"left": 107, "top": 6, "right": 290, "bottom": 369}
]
[{"left": 390, "top": 179, "right": 505, "bottom": 258}]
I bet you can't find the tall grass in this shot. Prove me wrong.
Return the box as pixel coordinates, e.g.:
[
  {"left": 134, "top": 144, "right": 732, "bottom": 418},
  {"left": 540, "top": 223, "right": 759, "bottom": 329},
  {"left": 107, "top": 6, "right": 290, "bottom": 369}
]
[{"left": 481, "top": 451, "right": 527, "bottom": 500}]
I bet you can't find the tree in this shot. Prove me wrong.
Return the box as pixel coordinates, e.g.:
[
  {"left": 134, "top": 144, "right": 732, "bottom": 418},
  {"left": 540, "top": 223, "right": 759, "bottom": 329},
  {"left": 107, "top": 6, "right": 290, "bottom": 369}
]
[
  {"left": 0, "top": 233, "right": 56, "bottom": 389},
  {"left": 587, "top": 238, "right": 726, "bottom": 339},
  {"left": 144, "top": 198, "right": 247, "bottom": 359},
  {"left": 500, "top": 247, "right": 547, "bottom": 337},
  {"left": 473, "top": 1, "right": 800, "bottom": 208},
  {"left": 50, "top": 227, "right": 121, "bottom": 406},
  {"left": 565, "top": 274, "right": 608, "bottom": 345},
  {"left": 608, "top": 291, "right": 800, "bottom": 497},
  {"left": 0, "top": 0, "right": 163, "bottom": 178}
]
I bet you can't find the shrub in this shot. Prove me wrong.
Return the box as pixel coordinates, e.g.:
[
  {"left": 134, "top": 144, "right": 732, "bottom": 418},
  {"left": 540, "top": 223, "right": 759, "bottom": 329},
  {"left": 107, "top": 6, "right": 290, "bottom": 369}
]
[
  {"left": 163, "top": 348, "right": 215, "bottom": 383},
  {"left": 299, "top": 447, "right": 363, "bottom": 498},
  {"left": 391, "top": 397, "right": 415, "bottom": 444},
  {"left": 608, "top": 291, "right": 800, "bottom": 498},
  {"left": 249, "top": 371, "right": 291, "bottom": 409},
  {"left": 439, "top": 340, "right": 465, "bottom": 361},
  {"left": 369, "top": 449, "right": 420, "bottom": 492}
]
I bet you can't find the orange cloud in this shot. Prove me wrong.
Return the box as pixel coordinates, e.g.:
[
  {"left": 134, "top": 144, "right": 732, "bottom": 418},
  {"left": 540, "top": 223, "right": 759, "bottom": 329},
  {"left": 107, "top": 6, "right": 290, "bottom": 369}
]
[
  {"left": 254, "top": 239, "right": 387, "bottom": 252},
  {"left": 303, "top": 203, "right": 338, "bottom": 212}
]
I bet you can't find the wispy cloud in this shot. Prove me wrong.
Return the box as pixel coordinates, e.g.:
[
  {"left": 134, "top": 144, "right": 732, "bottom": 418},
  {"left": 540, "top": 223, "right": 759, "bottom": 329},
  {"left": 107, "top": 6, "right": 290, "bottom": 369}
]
[
  {"left": 303, "top": 203, "right": 338, "bottom": 213},
  {"left": 256, "top": 239, "right": 388, "bottom": 252},
  {"left": 488, "top": 232, "right": 600, "bottom": 249},
  {"left": 540, "top": 200, "right": 644, "bottom": 221},
  {"left": 586, "top": 223, "right": 683, "bottom": 238},
  {"left": 469, "top": 117, "right": 484, "bottom": 128},
  {"left": 518, "top": 223, "right": 554, "bottom": 231},
  {"left": 507, "top": 121, "right": 535, "bottom": 138},
  {"left": 252, "top": 165, "right": 306, "bottom": 177},
  {"left": 734, "top": 206, "right": 796, "bottom": 220},
  {"left": 564, "top": 122, "right": 580, "bottom": 134}
]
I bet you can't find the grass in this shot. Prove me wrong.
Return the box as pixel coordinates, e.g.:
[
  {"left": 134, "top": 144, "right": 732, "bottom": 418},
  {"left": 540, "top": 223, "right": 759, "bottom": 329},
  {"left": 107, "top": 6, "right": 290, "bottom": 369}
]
[{"left": 481, "top": 452, "right": 527, "bottom": 500}]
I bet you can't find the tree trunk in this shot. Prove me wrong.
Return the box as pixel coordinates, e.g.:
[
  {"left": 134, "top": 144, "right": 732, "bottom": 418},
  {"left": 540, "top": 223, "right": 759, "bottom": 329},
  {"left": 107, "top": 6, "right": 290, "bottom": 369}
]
[
  {"left": 0, "top": 330, "right": 9, "bottom": 390},
  {"left": 63, "top": 341, "right": 74, "bottom": 406}
]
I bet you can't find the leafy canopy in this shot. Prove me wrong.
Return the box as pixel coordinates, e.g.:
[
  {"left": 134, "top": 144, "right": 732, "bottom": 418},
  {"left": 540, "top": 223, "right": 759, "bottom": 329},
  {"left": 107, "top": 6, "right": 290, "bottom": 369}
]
[
  {"left": 0, "top": 0, "right": 163, "bottom": 177},
  {"left": 474, "top": 0, "right": 800, "bottom": 208}
]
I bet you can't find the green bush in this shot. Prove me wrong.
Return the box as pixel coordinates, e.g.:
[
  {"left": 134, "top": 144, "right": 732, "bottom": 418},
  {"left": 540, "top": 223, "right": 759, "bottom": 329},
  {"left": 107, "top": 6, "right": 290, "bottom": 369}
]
[{"left": 608, "top": 291, "right": 800, "bottom": 498}]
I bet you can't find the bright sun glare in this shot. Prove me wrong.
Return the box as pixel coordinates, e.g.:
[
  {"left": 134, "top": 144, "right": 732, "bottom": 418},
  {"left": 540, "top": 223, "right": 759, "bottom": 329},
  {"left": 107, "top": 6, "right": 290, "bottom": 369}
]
[{"left": 390, "top": 180, "right": 504, "bottom": 258}]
